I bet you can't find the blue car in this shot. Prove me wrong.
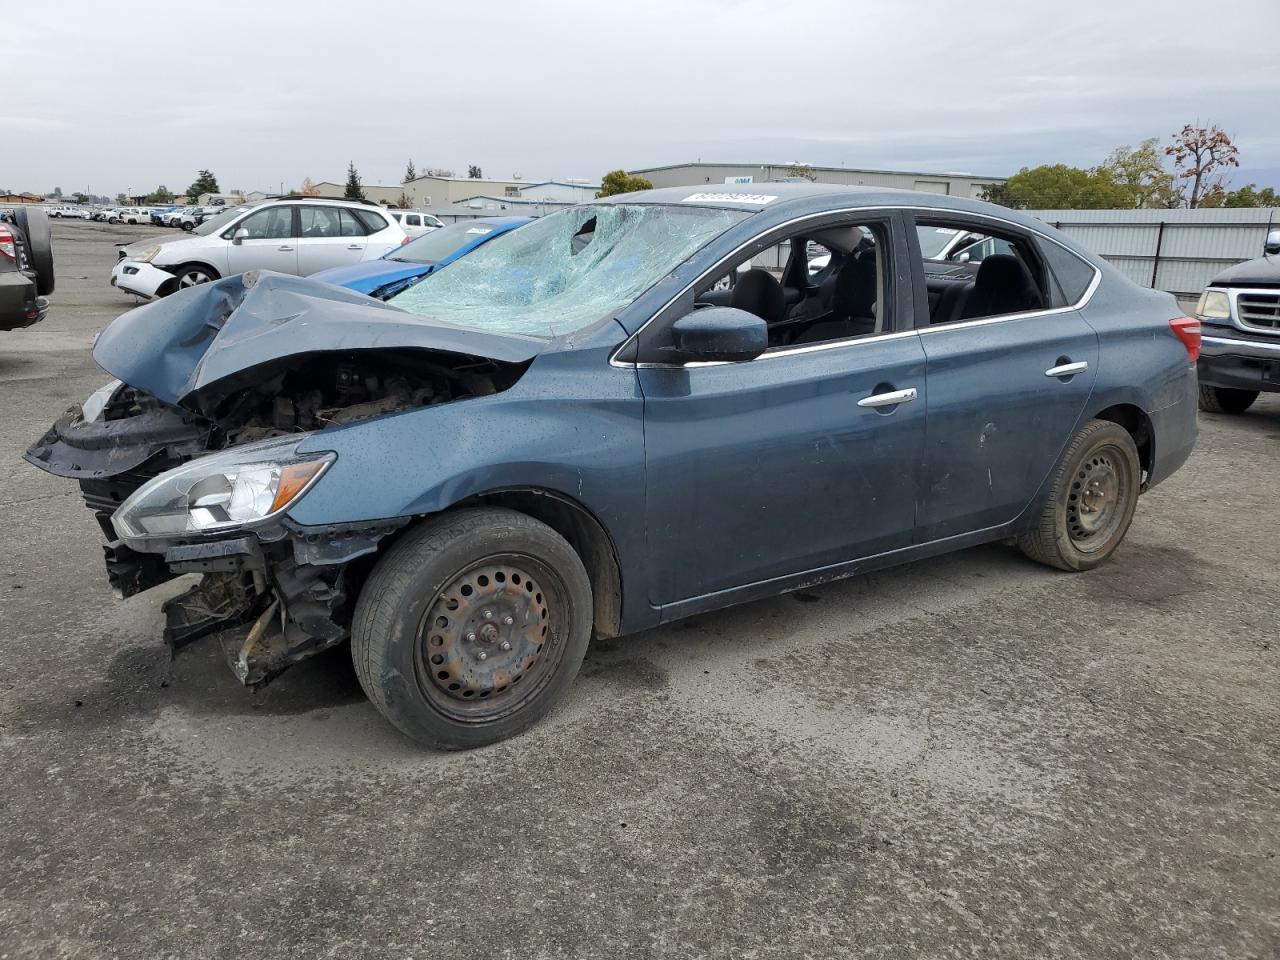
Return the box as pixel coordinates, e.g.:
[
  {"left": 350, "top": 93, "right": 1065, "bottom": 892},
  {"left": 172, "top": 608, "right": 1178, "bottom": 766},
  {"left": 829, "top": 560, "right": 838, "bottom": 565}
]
[
  {"left": 27, "top": 183, "right": 1198, "bottom": 750},
  {"left": 309, "top": 216, "right": 531, "bottom": 298}
]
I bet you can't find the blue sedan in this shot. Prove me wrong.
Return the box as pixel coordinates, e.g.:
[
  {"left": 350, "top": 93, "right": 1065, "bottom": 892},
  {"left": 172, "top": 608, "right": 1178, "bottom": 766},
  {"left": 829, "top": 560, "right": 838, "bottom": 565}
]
[
  {"left": 27, "top": 183, "right": 1199, "bottom": 750},
  {"left": 309, "top": 216, "right": 531, "bottom": 298}
]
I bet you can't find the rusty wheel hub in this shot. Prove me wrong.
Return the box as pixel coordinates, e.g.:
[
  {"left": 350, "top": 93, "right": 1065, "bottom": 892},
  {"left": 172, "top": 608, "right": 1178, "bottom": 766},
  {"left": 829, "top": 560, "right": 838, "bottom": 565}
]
[
  {"left": 1067, "top": 451, "right": 1124, "bottom": 547},
  {"left": 420, "top": 561, "right": 551, "bottom": 702}
]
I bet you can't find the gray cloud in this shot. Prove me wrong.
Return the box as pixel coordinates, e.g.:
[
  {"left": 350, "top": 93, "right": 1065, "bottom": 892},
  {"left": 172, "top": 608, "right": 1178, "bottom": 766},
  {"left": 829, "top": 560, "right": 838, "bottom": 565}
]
[{"left": 7, "top": 0, "right": 1278, "bottom": 195}]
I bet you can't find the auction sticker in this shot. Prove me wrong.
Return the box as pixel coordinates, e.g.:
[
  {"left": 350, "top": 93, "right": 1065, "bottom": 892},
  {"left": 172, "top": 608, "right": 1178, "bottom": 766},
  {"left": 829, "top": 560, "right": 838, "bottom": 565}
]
[{"left": 681, "top": 192, "right": 777, "bottom": 204}]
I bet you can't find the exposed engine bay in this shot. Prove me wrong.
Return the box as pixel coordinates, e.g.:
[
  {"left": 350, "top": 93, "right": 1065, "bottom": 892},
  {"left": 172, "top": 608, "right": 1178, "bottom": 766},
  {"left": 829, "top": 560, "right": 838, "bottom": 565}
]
[{"left": 25, "top": 347, "right": 527, "bottom": 685}]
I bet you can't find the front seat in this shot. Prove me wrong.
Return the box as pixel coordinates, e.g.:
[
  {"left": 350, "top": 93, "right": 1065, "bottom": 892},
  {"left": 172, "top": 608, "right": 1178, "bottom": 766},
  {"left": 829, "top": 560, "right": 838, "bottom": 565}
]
[
  {"left": 962, "top": 254, "right": 1042, "bottom": 319},
  {"left": 793, "top": 251, "right": 878, "bottom": 344},
  {"left": 730, "top": 268, "right": 787, "bottom": 326}
]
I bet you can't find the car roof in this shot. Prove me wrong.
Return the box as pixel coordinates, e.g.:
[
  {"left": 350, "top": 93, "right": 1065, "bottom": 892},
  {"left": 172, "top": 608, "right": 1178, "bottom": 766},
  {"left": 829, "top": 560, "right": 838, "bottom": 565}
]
[{"left": 590, "top": 182, "right": 1076, "bottom": 245}]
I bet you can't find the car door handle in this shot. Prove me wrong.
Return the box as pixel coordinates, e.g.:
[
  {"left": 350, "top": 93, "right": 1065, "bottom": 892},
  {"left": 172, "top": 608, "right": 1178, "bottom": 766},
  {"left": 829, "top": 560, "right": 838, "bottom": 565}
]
[
  {"left": 278, "top": 245, "right": 294, "bottom": 251},
  {"left": 347, "top": 244, "right": 363, "bottom": 250},
  {"left": 857, "top": 387, "right": 918, "bottom": 408},
  {"left": 1045, "top": 361, "right": 1088, "bottom": 378}
]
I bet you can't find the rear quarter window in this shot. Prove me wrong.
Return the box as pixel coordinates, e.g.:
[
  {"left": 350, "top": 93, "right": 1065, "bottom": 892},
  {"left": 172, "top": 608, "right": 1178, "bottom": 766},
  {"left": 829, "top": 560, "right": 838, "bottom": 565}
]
[
  {"left": 354, "top": 209, "right": 389, "bottom": 233},
  {"left": 1037, "top": 239, "right": 1097, "bottom": 306}
]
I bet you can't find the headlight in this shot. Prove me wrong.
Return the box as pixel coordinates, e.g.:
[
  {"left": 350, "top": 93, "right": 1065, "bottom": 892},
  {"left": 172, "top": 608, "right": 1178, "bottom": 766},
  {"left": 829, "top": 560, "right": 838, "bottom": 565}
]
[
  {"left": 1196, "top": 289, "right": 1230, "bottom": 320},
  {"left": 137, "top": 246, "right": 161, "bottom": 263},
  {"left": 81, "top": 379, "right": 122, "bottom": 423},
  {"left": 112, "top": 436, "right": 334, "bottom": 547}
]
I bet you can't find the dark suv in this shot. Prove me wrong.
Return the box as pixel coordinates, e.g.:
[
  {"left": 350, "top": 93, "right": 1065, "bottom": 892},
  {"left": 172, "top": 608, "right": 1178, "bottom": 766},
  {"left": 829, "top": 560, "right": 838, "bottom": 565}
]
[
  {"left": 0, "top": 207, "right": 54, "bottom": 330},
  {"left": 1195, "top": 229, "right": 1280, "bottom": 414}
]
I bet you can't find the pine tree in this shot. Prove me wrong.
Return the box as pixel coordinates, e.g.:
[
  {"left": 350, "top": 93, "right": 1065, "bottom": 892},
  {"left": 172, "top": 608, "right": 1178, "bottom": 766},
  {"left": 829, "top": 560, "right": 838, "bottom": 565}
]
[
  {"left": 404, "top": 159, "right": 417, "bottom": 183},
  {"left": 184, "top": 169, "right": 220, "bottom": 201},
  {"left": 344, "top": 162, "right": 366, "bottom": 201},
  {"left": 468, "top": 164, "right": 482, "bottom": 179}
]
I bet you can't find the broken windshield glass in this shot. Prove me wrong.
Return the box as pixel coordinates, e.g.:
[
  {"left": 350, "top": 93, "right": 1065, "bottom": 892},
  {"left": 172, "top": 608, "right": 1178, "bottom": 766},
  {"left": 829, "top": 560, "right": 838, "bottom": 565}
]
[{"left": 387, "top": 204, "right": 749, "bottom": 338}]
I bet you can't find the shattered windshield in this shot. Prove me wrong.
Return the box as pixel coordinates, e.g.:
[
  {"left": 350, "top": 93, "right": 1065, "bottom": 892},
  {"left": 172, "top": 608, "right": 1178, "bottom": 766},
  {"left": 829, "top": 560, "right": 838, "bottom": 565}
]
[{"left": 387, "top": 203, "right": 749, "bottom": 337}]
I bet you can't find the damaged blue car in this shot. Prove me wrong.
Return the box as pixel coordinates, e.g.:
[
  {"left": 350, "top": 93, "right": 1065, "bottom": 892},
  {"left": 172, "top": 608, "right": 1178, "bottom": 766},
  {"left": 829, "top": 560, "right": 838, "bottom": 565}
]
[{"left": 25, "top": 184, "right": 1199, "bottom": 750}]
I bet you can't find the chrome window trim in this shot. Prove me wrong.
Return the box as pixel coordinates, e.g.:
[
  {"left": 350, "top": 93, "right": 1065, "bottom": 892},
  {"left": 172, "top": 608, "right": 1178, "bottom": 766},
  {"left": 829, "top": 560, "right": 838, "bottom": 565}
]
[{"left": 610, "top": 203, "right": 1103, "bottom": 369}]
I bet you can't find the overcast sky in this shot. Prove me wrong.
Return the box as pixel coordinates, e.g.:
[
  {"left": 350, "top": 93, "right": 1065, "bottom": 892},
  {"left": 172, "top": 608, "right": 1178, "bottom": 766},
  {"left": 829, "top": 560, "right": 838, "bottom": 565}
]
[{"left": 5, "top": 0, "right": 1278, "bottom": 195}]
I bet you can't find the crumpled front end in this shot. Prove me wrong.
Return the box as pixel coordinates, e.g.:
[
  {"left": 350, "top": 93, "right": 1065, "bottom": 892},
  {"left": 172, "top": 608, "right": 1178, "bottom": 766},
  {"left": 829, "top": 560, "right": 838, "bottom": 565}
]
[{"left": 24, "top": 271, "right": 535, "bottom": 685}]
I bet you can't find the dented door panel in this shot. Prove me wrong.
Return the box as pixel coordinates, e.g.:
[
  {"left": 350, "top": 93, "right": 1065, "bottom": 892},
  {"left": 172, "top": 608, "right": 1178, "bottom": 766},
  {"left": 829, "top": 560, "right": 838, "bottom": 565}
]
[{"left": 916, "top": 312, "right": 1099, "bottom": 541}]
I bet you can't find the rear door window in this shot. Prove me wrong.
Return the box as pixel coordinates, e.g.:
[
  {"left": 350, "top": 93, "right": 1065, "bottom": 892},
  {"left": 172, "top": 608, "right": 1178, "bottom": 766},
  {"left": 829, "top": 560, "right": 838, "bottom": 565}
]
[
  {"left": 353, "top": 208, "right": 388, "bottom": 233},
  {"left": 912, "top": 216, "right": 1050, "bottom": 325}
]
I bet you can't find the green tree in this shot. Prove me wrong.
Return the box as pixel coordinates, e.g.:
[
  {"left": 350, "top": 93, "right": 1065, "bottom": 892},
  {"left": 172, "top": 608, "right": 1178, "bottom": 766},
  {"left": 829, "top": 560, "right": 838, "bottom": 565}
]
[
  {"left": 1165, "top": 123, "right": 1239, "bottom": 208},
  {"left": 145, "top": 185, "right": 174, "bottom": 203},
  {"left": 1098, "top": 138, "right": 1178, "bottom": 208},
  {"left": 343, "top": 161, "right": 366, "bottom": 201},
  {"left": 1223, "top": 184, "right": 1279, "bottom": 207},
  {"left": 114, "top": 192, "right": 127, "bottom": 204},
  {"left": 979, "top": 182, "right": 1017, "bottom": 207},
  {"left": 468, "top": 164, "right": 483, "bottom": 179},
  {"left": 403, "top": 159, "right": 417, "bottom": 183},
  {"left": 786, "top": 163, "right": 817, "bottom": 182},
  {"left": 71, "top": 192, "right": 89, "bottom": 205},
  {"left": 184, "top": 169, "right": 220, "bottom": 201},
  {"left": 595, "top": 170, "right": 654, "bottom": 198},
  {"left": 1002, "top": 164, "right": 1130, "bottom": 209}
]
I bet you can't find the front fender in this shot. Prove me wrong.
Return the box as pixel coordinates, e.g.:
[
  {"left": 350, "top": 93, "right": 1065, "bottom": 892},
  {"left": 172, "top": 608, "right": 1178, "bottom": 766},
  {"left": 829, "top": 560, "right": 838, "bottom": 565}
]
[{"left": 288, "top": 345, "right": 652, "bottom": 622}]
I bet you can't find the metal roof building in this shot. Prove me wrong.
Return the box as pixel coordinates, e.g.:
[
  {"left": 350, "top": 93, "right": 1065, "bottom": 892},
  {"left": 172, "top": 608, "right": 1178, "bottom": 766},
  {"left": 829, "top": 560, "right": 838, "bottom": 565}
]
[{"left": 628, "top": 162, "right": 1006, "bottom": 199}]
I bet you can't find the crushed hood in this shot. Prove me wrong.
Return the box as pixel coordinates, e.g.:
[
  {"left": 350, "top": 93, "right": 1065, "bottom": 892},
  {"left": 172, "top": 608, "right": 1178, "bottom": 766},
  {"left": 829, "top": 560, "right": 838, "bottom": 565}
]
[{"left": 93, "top": 270, "right": 547, "bottom": 408}]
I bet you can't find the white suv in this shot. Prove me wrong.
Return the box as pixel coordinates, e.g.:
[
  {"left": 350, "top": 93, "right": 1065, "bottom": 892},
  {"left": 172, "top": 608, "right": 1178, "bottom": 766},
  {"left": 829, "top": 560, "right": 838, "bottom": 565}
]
[{"left": 110, "top": 198, "right": 408, "bottom": 298}]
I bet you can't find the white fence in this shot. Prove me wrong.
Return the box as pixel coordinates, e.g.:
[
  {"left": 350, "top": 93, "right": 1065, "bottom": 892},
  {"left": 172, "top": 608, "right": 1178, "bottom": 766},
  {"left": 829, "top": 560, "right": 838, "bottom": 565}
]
[{"left": 1025, "top": 208, "right": 1278, "bottom": 297}]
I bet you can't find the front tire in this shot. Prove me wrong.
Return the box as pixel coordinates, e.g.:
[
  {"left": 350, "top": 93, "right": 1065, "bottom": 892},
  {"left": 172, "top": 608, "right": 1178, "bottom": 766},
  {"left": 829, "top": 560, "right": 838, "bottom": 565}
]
[
  {"left": 351, "top": 508, "right": 593, "bottom": 750},
  {"left": 1198, "top": 385, "right": 1258, "bottom": 415},
  {"left": 1018, "top": 419, "right": 1141, "bottom": 572},
  {"left": 165, "top": 263, "right": 217, "bottom": 294}
]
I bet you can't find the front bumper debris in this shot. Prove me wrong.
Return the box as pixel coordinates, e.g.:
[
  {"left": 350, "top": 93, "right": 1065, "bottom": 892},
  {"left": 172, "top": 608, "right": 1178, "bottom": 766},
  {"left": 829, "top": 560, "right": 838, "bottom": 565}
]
[{"left": 110, "top": 259, "right": 174, "bottom": 299}]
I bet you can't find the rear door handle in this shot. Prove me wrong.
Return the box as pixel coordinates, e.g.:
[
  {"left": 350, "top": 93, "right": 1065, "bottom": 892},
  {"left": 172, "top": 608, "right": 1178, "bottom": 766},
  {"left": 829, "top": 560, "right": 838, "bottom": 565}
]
[
  {"left": 857, "top": 387, "right": 918, "bottom": 408},
  {"left": 278, "top": 245, "right": 294, "bottom": 251},
  {"left": 1045, "top": 361, "right": 1088, "bottom": 378},
  {"left": 347, "top": 244, "right": 363, "bottom": 250}
]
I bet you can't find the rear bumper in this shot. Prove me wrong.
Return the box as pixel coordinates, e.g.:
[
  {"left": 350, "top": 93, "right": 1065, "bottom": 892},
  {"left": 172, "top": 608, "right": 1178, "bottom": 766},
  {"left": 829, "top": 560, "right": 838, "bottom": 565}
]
[
  {"left": 111, "top": 259, "right": 172, "bottom": 299},
  {"left": 1146, "top": 367, "right": 1198, "bottom": 490},
  {"left": 0, "top": 271, "right": 46, "bottom": 330},
  {"left": 1198, "top": 334, "right": 1280, "bottom": 392}
]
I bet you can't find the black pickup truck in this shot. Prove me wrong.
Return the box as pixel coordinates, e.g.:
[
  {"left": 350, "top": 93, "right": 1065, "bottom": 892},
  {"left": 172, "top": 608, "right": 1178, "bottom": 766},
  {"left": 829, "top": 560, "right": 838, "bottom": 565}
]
[
  {"left": 0, "top": 207, "right": 55, "bottom": 330},
  {"left": 1196, "top": 228, "right": 1280, "bottom": 413}
]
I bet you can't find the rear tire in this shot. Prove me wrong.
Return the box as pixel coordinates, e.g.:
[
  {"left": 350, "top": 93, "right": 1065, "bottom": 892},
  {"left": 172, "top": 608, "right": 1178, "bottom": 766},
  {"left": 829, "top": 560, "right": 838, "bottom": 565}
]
[
  {"left": 351, "top": 508, "right": 593, "bottom": 750},
  {"left": 1018, "top": 420, "right": 1141, "bottom": 572},
  {"left": 14, "top": 207, "right": 54, "bottom": 296},
  {"left": 1198, "top": 385, "right": 1258, "bottom": 415}
]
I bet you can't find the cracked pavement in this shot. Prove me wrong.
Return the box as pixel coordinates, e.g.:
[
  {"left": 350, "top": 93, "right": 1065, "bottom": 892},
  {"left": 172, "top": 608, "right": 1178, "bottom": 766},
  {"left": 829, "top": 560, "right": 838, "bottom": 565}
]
[{"left": 1, "top": 222, "right": 1277, "bottom": 959}]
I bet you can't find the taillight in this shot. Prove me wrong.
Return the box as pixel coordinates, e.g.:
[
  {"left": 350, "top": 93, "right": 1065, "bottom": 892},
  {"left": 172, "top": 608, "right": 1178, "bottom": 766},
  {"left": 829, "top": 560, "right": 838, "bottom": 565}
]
[
  {"left": 401, "top": 235, "right": 410, "bottom": 245},
  {"left": 0, "top": 227, "right": 15, "bottom": 261},
  {"left": 1169, "top": 316, "right": 1201, "bottom": 363}
]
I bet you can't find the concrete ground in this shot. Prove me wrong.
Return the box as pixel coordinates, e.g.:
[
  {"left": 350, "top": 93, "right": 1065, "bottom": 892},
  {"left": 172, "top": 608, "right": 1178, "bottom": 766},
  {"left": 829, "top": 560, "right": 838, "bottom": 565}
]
[{"left": 1, "top": 221, "right": 1277, "bottom": 959}]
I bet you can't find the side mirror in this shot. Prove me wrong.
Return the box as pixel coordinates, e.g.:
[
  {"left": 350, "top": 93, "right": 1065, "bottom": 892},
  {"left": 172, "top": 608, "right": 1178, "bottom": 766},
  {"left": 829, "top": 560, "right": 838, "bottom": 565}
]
[
  {"left": 231, "top": 227, "right": 249, "bottom": 245},
  {"left": 1265, "top": 229, "right": 1280, "bottom": 256},
  {"left": 666, "top": 307, "right": 767, "bottom": 364}
]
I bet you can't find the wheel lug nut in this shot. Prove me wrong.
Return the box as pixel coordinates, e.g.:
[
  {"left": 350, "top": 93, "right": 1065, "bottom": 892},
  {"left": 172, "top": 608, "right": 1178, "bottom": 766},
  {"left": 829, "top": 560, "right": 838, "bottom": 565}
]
[
  {"left": 500, "top": 640, "right": 511, "bottom": 651},
  {"left": 482, "top": 609, "right": 493, "bottom": 620},
  {"left": 477, "top": 651, "right": 488, "bottom": 661},
  {"left": 466, "top": 632, "right": 477, "bottom": 643},
  {"left": 503, "top": 615, "right": 514, "bottom": 625}
]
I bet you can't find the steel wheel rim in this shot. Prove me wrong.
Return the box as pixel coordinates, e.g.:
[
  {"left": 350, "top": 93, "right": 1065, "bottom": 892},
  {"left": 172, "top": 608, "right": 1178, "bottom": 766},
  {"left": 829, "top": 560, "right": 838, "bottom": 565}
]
[
  {"left": 413, "top": 554, "right": 565, "bottom": 723},
  {"left": 1066, "top": 444, "right": 1132, "bottom": 553}
]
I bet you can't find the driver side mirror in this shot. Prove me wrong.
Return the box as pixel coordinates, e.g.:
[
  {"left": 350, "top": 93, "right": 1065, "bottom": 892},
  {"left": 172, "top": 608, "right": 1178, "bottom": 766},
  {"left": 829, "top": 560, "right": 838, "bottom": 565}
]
[
  {"left": 665, "top": 307, "right": 767, "bottom": 364},
  {"left": 1266, "top": 229, "right": 1280, "bottom": 256},
  {"left": 231, "top": 227, "right": 249, "bottom": 245}
]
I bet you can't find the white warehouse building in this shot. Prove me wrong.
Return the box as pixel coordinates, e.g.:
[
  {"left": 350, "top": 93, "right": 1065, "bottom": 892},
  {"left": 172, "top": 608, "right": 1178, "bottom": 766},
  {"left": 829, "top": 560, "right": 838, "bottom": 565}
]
[{"left": 628, "top": 162, "right": 1006, "bottom": 198}]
